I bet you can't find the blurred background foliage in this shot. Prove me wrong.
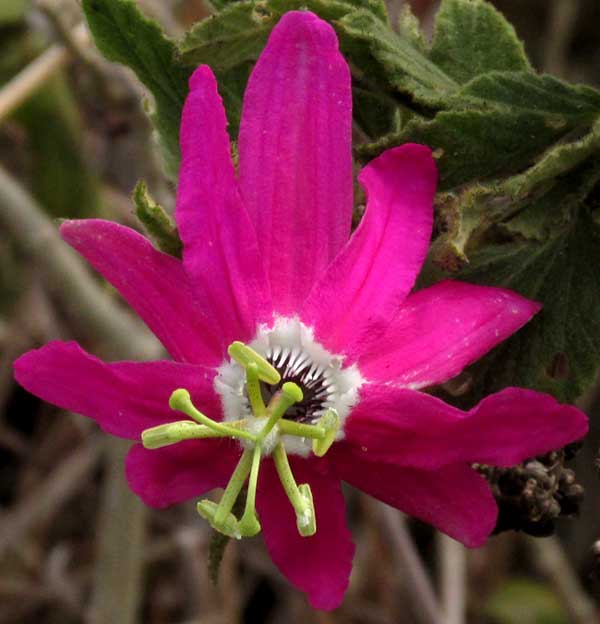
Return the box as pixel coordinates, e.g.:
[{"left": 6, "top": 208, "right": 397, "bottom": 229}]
[{"left": 1, "top": 1, "right": 600, "bottom": 623}]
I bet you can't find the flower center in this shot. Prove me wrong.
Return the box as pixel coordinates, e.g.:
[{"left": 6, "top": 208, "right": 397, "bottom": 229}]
[
  {"left": 216, "top": 317, "right": 362, "bottom": 448},
  {"left": 259, "top": 349, "right": 334, "bottom": 423},
  {"left": 139, "top": 318, "right": 363, "bottom": 541}
]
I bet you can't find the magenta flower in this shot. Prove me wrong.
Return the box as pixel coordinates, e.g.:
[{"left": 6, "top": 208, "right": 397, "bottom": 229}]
[{"left": 14, "top": 11, "right": 587, "bottom": 610}]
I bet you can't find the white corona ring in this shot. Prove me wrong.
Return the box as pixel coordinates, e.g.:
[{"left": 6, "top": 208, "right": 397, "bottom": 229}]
[{"left": 215, "top": 317, "right": 364, "bottom": 456}]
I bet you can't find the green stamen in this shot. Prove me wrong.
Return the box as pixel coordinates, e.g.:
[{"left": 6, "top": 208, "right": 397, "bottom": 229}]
[
  {"left": 169, "top": 389, "right": 257, "bottom": 443},
  {"left": 312, "top": 409, "right": 340, "bottom": 457},
  {"left": 273, "top": 442, "right": 316, "bottom": 536},
  {"left": 278, "top": 419, "right": 326, "bottom": 439},
  {"left": 245, "top": 362, "right": 267, "bottom": 418},
  {"left": 142, "top": 419, "right": 248, "bottom": 449},
  {"left": 238, "top": 443, "right": 262, "bottom": 537},
  {"left": 228, "top": 341, "right": 281, "bottom": 385}
]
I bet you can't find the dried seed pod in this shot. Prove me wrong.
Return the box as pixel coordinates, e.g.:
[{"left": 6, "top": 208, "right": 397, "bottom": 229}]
[{"left": 476, "top": 443, "right": 584, "bottom": 537}]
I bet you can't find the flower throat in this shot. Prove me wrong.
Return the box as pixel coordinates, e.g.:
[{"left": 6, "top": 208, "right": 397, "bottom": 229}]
[{"left": 259, "top": 346, "right": 336, "bottom": 423}]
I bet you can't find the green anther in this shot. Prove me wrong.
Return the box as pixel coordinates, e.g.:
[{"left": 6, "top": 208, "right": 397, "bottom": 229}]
[
  {"left": 142, "top": 419, "right": 248, "bottom": 449},
  {"left": 238, "top": 444, "right": 262, "bottom": 537},
  {"left": 245, "top": 362, "right": 266, "bottom": 418},
  {"left": 297, "top": 484, "right": 316, "bottom": 536},
  {"left": 273, "top": 442, "right": 316, "bottom": 537},
  {"left": 228, "top": 341, "right": 281, "bottom": 385},
  {"left": 278, "top": 419, "right": 326, "bottom": 440},
  {"left": 257, "top": 382, "right": 304, "bottom": 444},
  {"left": 169, "top": 389, "right": 257, "bottom": 443},
  {"left": 312, "top": 409, "right": 340, "bottom": 457},
  {"left": 197, "top": 500, "right": 241, "bottom": 539}
]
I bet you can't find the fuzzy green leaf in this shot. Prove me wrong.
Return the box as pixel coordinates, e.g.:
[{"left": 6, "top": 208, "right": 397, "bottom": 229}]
[
  {"left": 503, "top": 119, "right": 600, "bottom": 200},
  {"left": 430, "top": 0, "right": 531, "bottom": 84},
  {"left": 179, "top": 1, "right": 274, "bottom": 71},
  {"left": 133, "top": 181, "right": 182, "bottom": 258},
  {"left": 179, "top": 0, "right": 388, "bottom": 71},
  {"left": 396, "top": 4, "right": 428, "bottom": 54},
  {"left": 359, "top": 72, "right": 600, "bottom": 189},
  {"left": 454, "top": 71, "right": 600, "bottom": 115},
  {"left": 215, "top": 64, "right": 253, "bottom": 138},
  {"left": 454, "top": 160, "right": 600, "bottom": 403},
  {"left": 82, "top": 0, "right": 191, "bottom": 175},
  {"left": 337, "top": 9, "right": 458, "bottom": 107},
  {"left": 353, "top": 86, "right": 401, "bottom": 139}
]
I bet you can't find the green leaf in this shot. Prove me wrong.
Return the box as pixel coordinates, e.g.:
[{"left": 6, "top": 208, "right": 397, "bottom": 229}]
[
  {"left": 179, "top": 1, "right": 274, "bottom": 71},
  {"left": 366, "top": 109, "right": 572, "bottom": 190},
  {"left": 503, "top": 119, "right": 600, "bottom": 200},
  {"left": 179, "top": 0, "right": 389, "bottom": 72},
  {"left": 429, "top": 120, "right": 600, "bottom": 267},
  {"left": 456, "top": 179, "right": 600, "bottom": 403},
  {"left": 215, "top": 63, "right": 253, "bottom": 138},
  {"left": 396, "top": 4, "right": 428, "bottom": 55},
  {"left": 337, "top": 9, "right": 458, "bottom": 107},
  {"left": 133, "top": 181, "right": 182, "bottom": 258},
  {"left": 455, "top": 71, "right": 600, "bottom": 115},
  {"left": 82, "top": 0, "right": 191, "bottom": 176},
  {"left": 359, "top": 72, "right": 600, "bottom": 189},
  {"left": 353, "top": 86, "right": 401, "bottom": 139},
  {"left": 430, "top": 0, "right": 531, "bottom": 84}
]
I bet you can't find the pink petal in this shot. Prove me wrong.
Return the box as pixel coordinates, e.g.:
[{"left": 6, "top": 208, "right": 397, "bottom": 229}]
[
  {"left": 177, "top": 66, "right": 272, "bottom": 345},
  {"left": 13, "top": 341, "right": 221, "bottom": 439},
  {"left": 331, "top": 448, "right": 497, "bottom": 547},
  {"left": 359, "top": 280, "right": 541, "bottom": 388},
  {"left": 257, "top": 457, "right": 354, "bottom": 610},
  {"left": 126, "top": 440, "right": 240, "bottom": 508},
  {"left": 462, "top": 387, "right": 589, "bottom": 466},
  {"left": 61, "top": 219, "right": 223, "bottom": 366},
  {"left": 341, "top": 384, "right": 588, "bottom": 470},
  {"left": 238, "top": 11, "right": 353, "bottom": 314},
  {"left": 301, "top": 144, "right": 437, "bottom": 361}
]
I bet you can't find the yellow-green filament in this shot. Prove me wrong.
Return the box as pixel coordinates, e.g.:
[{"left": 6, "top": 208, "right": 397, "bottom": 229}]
[
  {"left": 245, "top": 361, "right": 267, "bottom": 418},
  {"left": 256, "top": 382, "right": 303, "bottom": 444},
  {"left": 273, "top": 442, "right": 316, "bottom": 536},
  {"left": 169, "top": 388, "right": 257, "bottom": 443},
  {"left": 238, "top": 443, "right": 262, "bottom": 537}
]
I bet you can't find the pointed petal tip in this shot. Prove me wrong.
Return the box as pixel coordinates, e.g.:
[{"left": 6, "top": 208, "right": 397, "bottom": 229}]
[
  {"left": 188, "top": 64, "right": 217, "bottom": 91},
  {"left": 13, "top": 340, "right": 76, "bottom": 386},
  {"left": 358, "top": 142, "right": 438, "bottom": 193},
  {"left": 59, "top": 217, "right": 103, "bottom": 244}
]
